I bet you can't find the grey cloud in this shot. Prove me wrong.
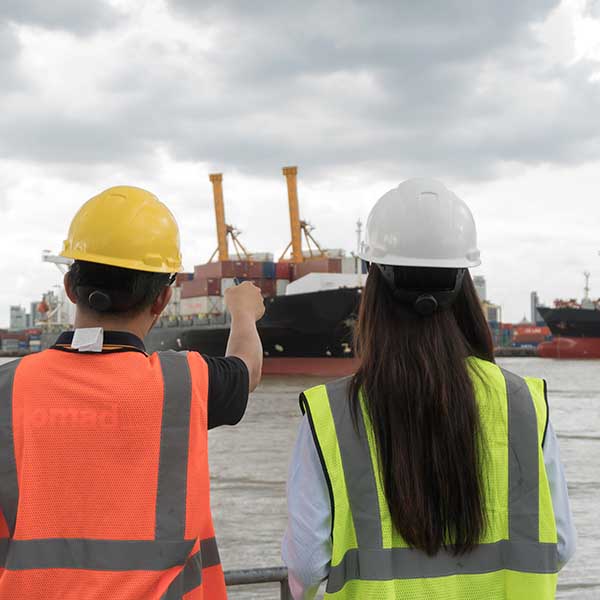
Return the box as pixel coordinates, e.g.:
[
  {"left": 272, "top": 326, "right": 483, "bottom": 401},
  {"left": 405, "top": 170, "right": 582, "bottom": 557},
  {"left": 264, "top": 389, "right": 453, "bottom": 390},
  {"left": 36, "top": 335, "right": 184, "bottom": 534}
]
[
  {"left": 169, "top": 0, "right": 557, "bottom": 85},
  {"left": 0, "top": 0, "right": 119, "bottom": 33},
  {"left": 0, "top": 23, "right": 25, "bottom": 89},
  {"left": 1, "top": 0, "right": 599, "bottom": 181},
  {"left": 585, "top": 0, "right": 600, "bottom": 17},
  {"left": 0, "top": 23, "right": 18, "bottom": 59}
]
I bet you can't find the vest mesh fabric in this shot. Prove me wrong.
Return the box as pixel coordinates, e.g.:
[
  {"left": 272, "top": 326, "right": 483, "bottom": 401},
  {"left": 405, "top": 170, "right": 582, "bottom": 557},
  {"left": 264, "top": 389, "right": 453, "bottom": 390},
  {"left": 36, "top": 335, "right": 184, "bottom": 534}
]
[
  {"left": 12, "top": 351, "right": 164, "bottom": 540},
  {"left": 302, "top": 357, "right": 559, "bottom": 600}
]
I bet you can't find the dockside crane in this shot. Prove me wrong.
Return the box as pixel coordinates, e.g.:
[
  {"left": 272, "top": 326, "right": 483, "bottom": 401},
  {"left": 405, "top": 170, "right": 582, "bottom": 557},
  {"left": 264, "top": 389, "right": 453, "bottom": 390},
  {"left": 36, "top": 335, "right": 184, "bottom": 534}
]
[
  {"left": 39, "top": 251, "right": 74, "bottom": 326},
  {"left": 208, "top": 173, "right": 252, "bottom": 262},
  {"left": 42, "top": 250, "right": 73, "bottom": 273},
  {"left": 279, "top": 166, "right": 326, "bottom": 263}
]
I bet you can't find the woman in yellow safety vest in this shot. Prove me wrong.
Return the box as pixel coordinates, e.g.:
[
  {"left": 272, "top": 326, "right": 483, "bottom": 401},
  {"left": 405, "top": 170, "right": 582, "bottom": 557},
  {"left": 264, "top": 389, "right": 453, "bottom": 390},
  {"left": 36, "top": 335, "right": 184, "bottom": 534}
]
[{"left": 282, "top": 178, "right": 576, "bottom": 600}]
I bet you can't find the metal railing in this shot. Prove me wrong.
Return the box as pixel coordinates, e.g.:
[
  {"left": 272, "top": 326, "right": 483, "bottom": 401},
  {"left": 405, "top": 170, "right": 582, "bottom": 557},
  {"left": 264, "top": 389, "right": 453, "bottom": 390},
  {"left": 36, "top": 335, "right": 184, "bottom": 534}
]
[{"left": 225, "top": 567, "right": 292, "bottom": 599}]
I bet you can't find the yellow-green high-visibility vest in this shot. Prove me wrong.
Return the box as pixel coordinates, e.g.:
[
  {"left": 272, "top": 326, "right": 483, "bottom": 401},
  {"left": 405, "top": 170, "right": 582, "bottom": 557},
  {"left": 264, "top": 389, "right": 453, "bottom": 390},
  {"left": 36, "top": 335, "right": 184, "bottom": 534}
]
[{"left": 301, "top": 357, "right": 559, "bottom": 599}]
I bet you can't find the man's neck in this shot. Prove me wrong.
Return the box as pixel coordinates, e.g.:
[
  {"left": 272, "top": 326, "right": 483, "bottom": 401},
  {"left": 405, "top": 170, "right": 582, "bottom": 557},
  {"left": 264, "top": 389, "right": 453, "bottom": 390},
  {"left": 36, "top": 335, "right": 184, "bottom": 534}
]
[{"left": 73, "top": 311, "right": 150, "bottom": 342}]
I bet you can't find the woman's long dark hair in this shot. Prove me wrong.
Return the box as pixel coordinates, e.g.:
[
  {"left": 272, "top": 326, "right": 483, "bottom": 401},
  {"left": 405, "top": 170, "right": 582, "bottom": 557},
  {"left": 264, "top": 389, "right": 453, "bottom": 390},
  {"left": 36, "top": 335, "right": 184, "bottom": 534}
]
[{"left": 350, "top": 266, "right": 494, "bottom": 556}]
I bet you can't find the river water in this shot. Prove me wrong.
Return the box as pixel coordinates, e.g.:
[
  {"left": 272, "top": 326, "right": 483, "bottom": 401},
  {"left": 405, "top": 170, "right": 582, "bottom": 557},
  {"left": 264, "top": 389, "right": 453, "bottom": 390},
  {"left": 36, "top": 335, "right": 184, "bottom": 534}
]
[{"left": 1, "top": 356, "right": 598, "bottom": 599}]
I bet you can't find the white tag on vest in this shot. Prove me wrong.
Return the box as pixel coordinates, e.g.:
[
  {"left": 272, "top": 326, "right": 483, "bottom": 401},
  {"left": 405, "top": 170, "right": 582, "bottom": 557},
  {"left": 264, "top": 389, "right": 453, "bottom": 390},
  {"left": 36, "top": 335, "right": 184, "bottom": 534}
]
[{"left": 71, "top": 328, "right": 104, "bottom": 352}]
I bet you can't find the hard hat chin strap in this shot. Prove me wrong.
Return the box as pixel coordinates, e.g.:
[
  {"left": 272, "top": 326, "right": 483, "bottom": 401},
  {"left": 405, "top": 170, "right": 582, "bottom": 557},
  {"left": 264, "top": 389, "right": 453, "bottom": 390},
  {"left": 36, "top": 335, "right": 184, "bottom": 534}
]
[{"left": 377, "top": 265, "right": 465, "bottom": 317}]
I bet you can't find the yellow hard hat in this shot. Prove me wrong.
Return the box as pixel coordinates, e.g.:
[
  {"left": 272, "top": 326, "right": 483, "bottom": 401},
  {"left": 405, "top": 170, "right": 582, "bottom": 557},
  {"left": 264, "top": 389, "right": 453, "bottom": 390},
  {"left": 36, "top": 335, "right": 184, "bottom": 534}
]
[{"left": 60, "top": 186, "right": 182, "bottom": 273}]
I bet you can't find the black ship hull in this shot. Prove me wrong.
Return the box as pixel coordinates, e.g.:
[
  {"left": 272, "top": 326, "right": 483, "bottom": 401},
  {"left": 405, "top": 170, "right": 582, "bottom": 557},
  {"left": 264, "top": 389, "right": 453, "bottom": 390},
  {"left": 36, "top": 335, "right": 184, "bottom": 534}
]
[
  {"left": 537, "top": 307, "right": 600, "bottom": 359},
  {"left": 145, "top": 287, "right": 362, "bottom": 359}
]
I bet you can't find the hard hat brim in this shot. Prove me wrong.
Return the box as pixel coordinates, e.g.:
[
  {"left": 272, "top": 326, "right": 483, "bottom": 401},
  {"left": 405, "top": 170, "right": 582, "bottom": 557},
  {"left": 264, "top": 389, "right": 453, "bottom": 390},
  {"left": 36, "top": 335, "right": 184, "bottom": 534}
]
[
  {"left": 60, "top": 248, "right": 182, "bottom": 274},
  {"left": 358, "top": 249, "right": 481, "bottom": 269}
]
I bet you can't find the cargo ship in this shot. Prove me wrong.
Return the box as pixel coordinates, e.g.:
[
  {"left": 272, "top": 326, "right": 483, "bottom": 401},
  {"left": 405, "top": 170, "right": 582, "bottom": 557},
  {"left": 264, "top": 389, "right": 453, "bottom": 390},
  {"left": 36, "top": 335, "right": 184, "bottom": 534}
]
[
  {"left": 537, "top": 273, "right": 600, "bottom": 359},
  {"left": 35, "top": 166, "right": 367, "bottom": 376}
]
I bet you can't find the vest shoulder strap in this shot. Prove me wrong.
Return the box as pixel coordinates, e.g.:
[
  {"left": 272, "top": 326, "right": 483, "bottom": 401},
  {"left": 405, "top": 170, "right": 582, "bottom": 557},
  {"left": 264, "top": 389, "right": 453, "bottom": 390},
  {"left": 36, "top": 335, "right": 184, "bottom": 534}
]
[
  {"left": 0, "top": 359, "right": 22, "bottom": 536},
  {"left": 155, "top": 350, "right": 192, "bottom": 540},
  {"left": 300, "top": 375, "right": 352, "bottom": 414}
]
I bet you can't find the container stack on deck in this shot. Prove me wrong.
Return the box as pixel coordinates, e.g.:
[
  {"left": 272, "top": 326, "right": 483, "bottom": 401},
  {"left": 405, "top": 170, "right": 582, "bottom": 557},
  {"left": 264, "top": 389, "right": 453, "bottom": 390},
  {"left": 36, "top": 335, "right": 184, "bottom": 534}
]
[
  {"left": 511, "top": 325, "right": 551, "bottom": 347},
  {"left": 488, "top": 323, "right": 552, "bottom": 349},
  {"left": 173, "top": 252, "right": 366, "bottom": 319},
  {"left": 0, "top": 328, "right": 42, "bottom": 354},
  {"left": 497, "top": 323, "right": 514, "bottom": 348},
  {"left": 178, "top": 255, "right": 276, "bottom": 317}
]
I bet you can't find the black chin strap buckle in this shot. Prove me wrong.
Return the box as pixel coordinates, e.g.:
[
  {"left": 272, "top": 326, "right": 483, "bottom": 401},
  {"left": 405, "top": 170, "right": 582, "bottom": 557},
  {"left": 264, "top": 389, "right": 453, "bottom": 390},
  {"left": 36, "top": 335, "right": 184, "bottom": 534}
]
[
  {"left": 414, "top": 294, "right": 438, "bottom": 316},
  {"left": 88, "top": 290, "right": 112, "bottom": 312}
]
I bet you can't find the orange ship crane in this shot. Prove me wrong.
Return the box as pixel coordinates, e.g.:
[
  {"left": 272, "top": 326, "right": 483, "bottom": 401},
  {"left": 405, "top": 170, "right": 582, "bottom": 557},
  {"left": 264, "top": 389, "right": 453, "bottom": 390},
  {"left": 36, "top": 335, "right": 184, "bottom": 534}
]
[
  {"left": 208, "top": 173, "right": 252, "bottom": 262},
  {"left": 280, "top": 166, "right": 326, "bottom": 263}
]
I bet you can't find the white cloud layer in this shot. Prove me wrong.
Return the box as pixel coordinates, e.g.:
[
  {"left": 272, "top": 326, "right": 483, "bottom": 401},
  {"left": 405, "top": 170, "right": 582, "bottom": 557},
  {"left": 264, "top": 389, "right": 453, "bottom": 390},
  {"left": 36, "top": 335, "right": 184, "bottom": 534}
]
[{"left": 0, "top": 0, "right": 599, "bottom": 325}]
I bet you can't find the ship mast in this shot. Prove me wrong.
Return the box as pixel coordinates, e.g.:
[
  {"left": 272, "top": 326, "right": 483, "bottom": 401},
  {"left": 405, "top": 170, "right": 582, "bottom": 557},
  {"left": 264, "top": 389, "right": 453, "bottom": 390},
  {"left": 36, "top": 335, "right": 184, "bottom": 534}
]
[
  {"left": 583, "top": 271, "right": 591, "bottom": 300},
  {"left": 356, "top": 219, "right": 363, "bottom": 255}
]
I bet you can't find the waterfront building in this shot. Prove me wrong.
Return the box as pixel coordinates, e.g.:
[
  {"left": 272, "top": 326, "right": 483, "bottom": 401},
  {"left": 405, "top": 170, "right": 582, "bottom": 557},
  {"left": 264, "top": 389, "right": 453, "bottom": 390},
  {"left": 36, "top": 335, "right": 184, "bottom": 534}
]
[
  {"left": 9, "top": 305, "right": 27, "bottom": 330},
  {"left": 473, "top": 275, "right": 487, "bottom": 302}
]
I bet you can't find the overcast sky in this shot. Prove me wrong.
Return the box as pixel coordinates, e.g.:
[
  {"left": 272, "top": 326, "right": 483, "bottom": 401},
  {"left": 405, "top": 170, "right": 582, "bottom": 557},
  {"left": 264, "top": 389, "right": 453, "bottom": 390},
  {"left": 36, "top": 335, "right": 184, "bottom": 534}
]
[{"left": 1, "top": 0, "right": 599, "bottom": 326}]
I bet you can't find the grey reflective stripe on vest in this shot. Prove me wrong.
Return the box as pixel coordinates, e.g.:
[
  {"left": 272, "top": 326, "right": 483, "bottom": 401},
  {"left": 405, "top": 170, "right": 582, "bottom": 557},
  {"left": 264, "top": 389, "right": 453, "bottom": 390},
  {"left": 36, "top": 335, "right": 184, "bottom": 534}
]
[
  {"left": 200, "top": 535, "right": 221, "bottom": 568},
  {"left": 326, "top": 540, "right": 558, "bottom": 594},
  {"left": 0, "top": 536, "right": 218, "bottom": 572},
  {"left": 0, "top": 359, "right": 21, "bottom": 536},
  {"left": 323, "top": 368, "right": 555, "bottom": 591},
  {"left": 161, "top": 550, "right": 202, "bottom": 600},
  {"left": 155, "top": 351, "right": 204, "bottom": 599},
  {"left": 159, "top": 538, "right": 221, "bottom": 599},
  {"left": 326, "top": 377, "right": 382, "bottom": 549},
  {"left": 501, "top": 367, "right": 540, "bottom": 542},
  {"left": 156, "top": 351, "right": 192, "bottom": 540},
  {"left": 1, "top": 538, "right": 195, "bottom": 571}
]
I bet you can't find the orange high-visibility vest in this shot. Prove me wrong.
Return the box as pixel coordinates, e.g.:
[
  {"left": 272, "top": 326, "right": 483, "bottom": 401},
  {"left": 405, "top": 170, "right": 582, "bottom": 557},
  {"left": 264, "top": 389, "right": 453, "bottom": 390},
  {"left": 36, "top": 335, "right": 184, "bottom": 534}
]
[{"left": 0, "top": 349, "right": 226, "bottom": 600}]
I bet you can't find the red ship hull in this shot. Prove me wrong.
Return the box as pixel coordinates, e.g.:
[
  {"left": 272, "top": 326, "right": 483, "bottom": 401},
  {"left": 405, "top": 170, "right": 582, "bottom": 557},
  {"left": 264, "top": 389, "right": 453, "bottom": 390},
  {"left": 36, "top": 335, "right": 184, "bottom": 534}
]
[
  {"left": 262, "top": 357, "right": 359, "bottom": 377},
  {"left": 537, "top": 337, "right": 600, "bottom": 359}
]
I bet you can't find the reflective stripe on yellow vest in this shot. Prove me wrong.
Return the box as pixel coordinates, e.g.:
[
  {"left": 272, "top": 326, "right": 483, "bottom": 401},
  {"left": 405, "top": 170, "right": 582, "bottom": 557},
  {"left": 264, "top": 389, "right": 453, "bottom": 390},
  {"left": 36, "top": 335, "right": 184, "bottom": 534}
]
[
  {"left": 301, "top": 358, "right": 559, "bottom": 599},
  {"left": 0, "top": 351, "right": 223, "bottom": 600}
]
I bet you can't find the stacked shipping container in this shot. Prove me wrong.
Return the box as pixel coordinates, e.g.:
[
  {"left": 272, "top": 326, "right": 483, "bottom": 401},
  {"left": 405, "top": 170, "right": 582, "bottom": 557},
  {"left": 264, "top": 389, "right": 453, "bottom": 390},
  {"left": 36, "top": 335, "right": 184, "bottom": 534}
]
[
  {"left": 0, "top": 329, "right": 42, "bottom": 353},
  {"left": 489, "top": 323, "right": 552, "bottom": 348},
  {"left": 292, "top": 258, "right": 342, "bottom": 279},
  {"left": 193, "top": 260, "right": 278, "bottom": 279},
  {"left": 174, "top": 254, "right": 365, "bottom": 318},
  {"left": 511, "top": 325, "right": 551, "bottom": 347},
  {"left": 175, "top": 255, "right": 362, "bottom": 318},
  {"left": 179, "top": 259, "right": 283, "bottom": 317}
]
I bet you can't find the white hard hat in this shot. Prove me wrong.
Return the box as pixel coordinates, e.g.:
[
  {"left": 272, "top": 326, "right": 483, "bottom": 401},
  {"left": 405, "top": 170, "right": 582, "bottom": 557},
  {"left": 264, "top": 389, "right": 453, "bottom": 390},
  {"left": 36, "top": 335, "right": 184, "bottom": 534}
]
[{"left": 359, "top": 178, "right": 481, "bottom": 268}]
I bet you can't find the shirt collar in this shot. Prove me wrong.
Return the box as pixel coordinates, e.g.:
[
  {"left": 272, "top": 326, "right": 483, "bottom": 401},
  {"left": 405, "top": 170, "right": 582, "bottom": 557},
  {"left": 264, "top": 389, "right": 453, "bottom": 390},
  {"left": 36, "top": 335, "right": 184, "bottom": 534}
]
[{"left": 53, "top": 330, "right": 147, "bottom": 354}]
